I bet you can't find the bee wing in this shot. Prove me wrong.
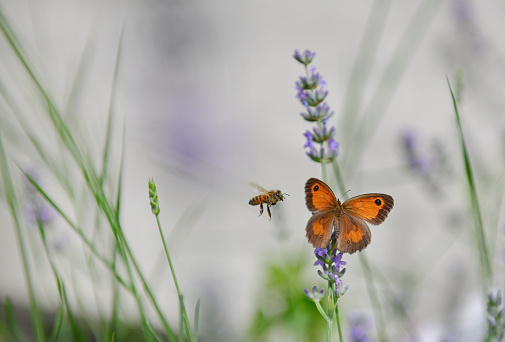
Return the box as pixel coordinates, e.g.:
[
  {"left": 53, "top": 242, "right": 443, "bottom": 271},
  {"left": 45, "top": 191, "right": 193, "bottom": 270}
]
[{"left": 250, "top": 182, "right": 269, "bottom": 194}]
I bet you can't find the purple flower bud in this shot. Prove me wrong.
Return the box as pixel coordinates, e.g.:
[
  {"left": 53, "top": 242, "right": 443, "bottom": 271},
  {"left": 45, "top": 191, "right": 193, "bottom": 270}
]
[{"left": 293, "top": 49, "right": 316, "bottom": 65}]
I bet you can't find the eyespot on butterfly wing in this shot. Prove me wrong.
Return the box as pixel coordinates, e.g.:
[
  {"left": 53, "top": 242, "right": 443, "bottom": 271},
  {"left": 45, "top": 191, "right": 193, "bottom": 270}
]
[
  {"left": 304, "top": 177, "right": 394, "bottom": 253},
  {"left": 336, "top": 214, "right": 371, "bottom": 254},
  {"left": 305, "top": 178, "right": 337, "bottom": 212},
  {"left": 342, "top": 194, "right": 394, "bottom": 225}
]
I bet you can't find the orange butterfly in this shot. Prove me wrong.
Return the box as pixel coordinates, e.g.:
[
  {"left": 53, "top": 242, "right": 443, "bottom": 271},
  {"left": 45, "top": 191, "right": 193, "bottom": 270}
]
[{"left": 304, "top": 178, "right": 394, "bottom": 254}]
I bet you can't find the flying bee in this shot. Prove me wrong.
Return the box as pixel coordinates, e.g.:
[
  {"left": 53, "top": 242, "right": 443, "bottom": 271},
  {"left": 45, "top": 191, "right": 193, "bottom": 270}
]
[{"left": 249, "top": 183, "right": 289, "bottom": 220}]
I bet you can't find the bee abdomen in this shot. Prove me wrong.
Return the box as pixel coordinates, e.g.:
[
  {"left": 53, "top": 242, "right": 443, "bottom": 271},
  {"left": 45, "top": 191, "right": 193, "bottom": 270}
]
[{"left": 249, "top": 196, "right": 261, "bottom": 206}]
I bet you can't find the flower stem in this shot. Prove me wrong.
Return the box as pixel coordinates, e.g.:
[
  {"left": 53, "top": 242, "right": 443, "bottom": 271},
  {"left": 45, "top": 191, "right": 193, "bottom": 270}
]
[
  {"left": 326, "top": 317, "right": 333, "bottom": 342},
  {"left": 156, "top": 215, "right": 195, "bottom": 342},
  {"left": 359, "top": 252, "right": 387, "bottom": 342},
  {"left": 335, "top": 301, "right": 344, "bottom": 342}
]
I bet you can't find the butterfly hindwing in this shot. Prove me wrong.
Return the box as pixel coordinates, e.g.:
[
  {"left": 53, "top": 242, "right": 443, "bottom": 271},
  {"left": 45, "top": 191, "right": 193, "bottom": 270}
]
[
  {"left": 336, "top": 213, "right": 371, "bottom": 254},
  {"left": 305, "top": 211, "right": 334, "bottom": 248}
]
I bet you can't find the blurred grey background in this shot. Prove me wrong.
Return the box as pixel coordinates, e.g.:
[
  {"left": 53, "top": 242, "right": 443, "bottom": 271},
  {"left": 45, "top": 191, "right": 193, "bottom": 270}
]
[{"left": 1, "top": 0, "right": 505, "bottom": 341}]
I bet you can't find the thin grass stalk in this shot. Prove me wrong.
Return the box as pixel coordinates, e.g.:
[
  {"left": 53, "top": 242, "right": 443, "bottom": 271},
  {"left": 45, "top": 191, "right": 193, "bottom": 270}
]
[
  {"left": 344, "top": 0, "right": 443, "bottom": 173},
  {"left": 35, "top": 217, "right": 84, "bottom": 342},
  {"left": 340, "top": 0, "right": 392, "bottom": 143},
  {"left": 21, "top": 171, "right": 129, "bottom": 288},
  {"left": 3, "top": 297, "right": 29, "bottom": 342},
  {"left": 2, "top": 19, "right": 157, "bottom": 336},
  {"left": 0, "top": 134, "right": 45, "bottom": 341},
  {"left": 359, "top": 252, "right": 387, "bottom": 342},
  {"left": 447, "top": 77, "right": 492, "bottom": 290},
  {"left": 193, "top": 299, "right": 200, "bottom": 341},
  {"left": 155, "top": 214, "right": 195, "bottom": 341}
]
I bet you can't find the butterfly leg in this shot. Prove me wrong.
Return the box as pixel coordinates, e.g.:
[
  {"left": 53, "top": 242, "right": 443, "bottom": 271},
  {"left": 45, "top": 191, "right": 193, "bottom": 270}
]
[
  {"left": 258, "top": 203, "right": 264, "bottom": 217},
  {"left": 267, "top": 204, "right": 272, "bottom": 220}
]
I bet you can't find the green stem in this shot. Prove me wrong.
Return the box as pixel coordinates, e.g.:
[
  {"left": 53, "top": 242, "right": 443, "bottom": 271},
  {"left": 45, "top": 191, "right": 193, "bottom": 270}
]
[
  {"left": 321, "top": 161, "right": 328, "bottom": 183},
  {"left": 155, "top": 215, "right": 194, "bottom": 341},
  {"left": 447, "top": 77, "right": 492, "bottom": 291},
  {"left": 359, "top": 253, "right": 387, "bottom": 342},
  {"left": 326, "top": 317, "right": 333, "bottom": 342},
  {"left": 335, "top": 301, "right": 343, "bottom": 342}
]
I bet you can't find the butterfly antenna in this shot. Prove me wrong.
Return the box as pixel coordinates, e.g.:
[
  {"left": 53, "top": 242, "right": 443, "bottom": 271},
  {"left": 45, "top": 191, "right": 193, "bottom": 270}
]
[{"left": 340, "top": 190, "right": 351, "bottom": 201}]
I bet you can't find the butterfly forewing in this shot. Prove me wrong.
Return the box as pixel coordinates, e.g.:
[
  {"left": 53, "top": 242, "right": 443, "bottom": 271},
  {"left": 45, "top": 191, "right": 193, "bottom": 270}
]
[
  {"left": 336, "top": 214, "right": 371, "bottom": 254},
  {"left": 305, "top": 178, "right": 338, "bottom": 212},
  {"left": 342, "top": 194, "right": 394, "bottom": 225}
]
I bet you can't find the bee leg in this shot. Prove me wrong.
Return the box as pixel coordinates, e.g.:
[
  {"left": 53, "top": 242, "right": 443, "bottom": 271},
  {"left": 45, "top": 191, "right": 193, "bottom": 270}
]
[
  {"left": 259, "top": 203, "right": 264, "bottom": 217},
  {"left": 267, "top": 205, "right": 272, "bottom": 220}
]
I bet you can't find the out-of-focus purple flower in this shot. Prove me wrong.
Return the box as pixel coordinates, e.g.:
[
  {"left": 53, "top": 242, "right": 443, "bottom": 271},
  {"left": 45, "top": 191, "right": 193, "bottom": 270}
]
[
  {"left": 22, "top": 169, "right": 56, "bottom": 227},
  {"left": 303, "top": 131, "right": 315, "bottom": 149},
  {"left": 304, "top": 285, "right": 325, "bottom": 302},
  {"left": 348, "top": 313, "right": 372, "bottom": 342},
  {"left": 296, "top": 68, "right": 323, "bottom": 90},
  {"left": 312, "top": 118, "right": 335, "bottom": 143},
  {"left": 334, "top": 276, "right": 348, "bottom": 298},
  {"left": 487, "top": 290, "right": 505, "bottom": 341},
  {"left": 401, "top": 130, "right": 432, "bottom": 173},
  {"left": 296, "top": 89, "right": 328, "bottom": 107},
  {"left": 400, "top": 129, "right": 452, "bottom": 196},
  {"left": 327, "top": 138, "right": 339, "bottom": 158},
  {"left": 24, "top": 202, "right": 56, "bottom": 226},
  {"left": 293, "top": 49, "right": 316, "bottom": 66},
  {"left": 294, "top": 49, "right": 339, "bottom": 165}
]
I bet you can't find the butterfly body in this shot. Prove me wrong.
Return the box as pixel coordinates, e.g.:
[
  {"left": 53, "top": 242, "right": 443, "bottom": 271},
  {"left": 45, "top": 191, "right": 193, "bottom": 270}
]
[{"left": 304, "top": 178, "right": 393, "bottom": 253}]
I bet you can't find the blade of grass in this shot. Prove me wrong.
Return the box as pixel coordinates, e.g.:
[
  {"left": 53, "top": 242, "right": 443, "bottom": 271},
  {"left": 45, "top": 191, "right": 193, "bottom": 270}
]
[
  {"left": 34, "top": 213, "right": 85, "bottom": 342},
  {"left": 340, "top": 0, "right": 392, "bottom": 143},
  {"left": 194, "top": 299, "right": 200, "bottom": 341},
  {"left": 21, "top": 169, "right": 129, "bottom": 288},
  {"left": 344, "top": 0, "right": 443, "bottom": 173},
  {"left": 0, "top": 9, "right": 176, "bottom": 341},
  {"left": 47, "top": 299, "right": 64, "bottom": 342},
  {"left": 3, "top": 297, "right": 28, "bottom": 342},
  {"left": 99, "top": 25, "right": 124, "bottom": 187},
  {"left": 0, "top": 133, "right": 45, "bottom": 341},
  {"left": 155, "top": 213, "right": 194, "bottom": 342},
  {"left": 447, "top": 76, "right": 492, "bottom": 291},
  {"left": 0, "top": 78, "right": 75, "bottom": 199}
]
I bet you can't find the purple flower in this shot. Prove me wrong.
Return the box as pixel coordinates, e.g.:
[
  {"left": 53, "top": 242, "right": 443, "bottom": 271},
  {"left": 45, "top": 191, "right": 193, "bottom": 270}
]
[
  {"left": 22, "top": 169, "right": 56, "bottom": 227},
  {"left": 348, "top": 313, "right": 372, "bottom": 342},
  {"left": 487, "top": 290, "right": 505, "bottom": 340},
  {"left": 327, "top": 138, "right": 339, "bottom": 158},
  {"left": 293, "top": 49, "right": 316, "bottom": 66},
  {"left": 304, "top": 285, "right": 325, "bottom": 302},
  {"left": 300, "top": 103, "right": 334, "bottom": 122},
  {"left": 24, "top": 202, "right": 56, "bottom": 226},
  {"left": 296, "top": 69, "right": 323, "bottom": 91},
  {"left": 401, "top": 130, "right": 434, "bottom": 173},
  {"left": 294, "top": 49, "right": 339, "bottom": 165},
  {"left": 333, "top": 252, "right": 346, "bottom": 268},
  {"left": 303, "top": 131, "right": 315, "bottom": 149},
  {"left": 313, "top": 247, "right": 330, "bottom": 267},
  {"left": 312, "top": 118, "right": 335, "bottom": 143},
  {"left": 313, "top": 245, "right": 347, "bottom": 290}
]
